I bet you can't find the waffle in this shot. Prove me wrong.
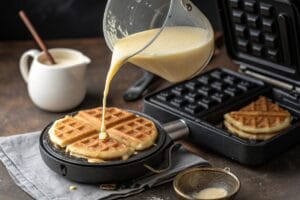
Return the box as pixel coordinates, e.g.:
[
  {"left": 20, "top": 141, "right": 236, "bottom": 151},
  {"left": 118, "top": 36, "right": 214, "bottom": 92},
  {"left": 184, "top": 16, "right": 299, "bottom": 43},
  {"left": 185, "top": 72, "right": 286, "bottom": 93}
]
[
  {"left": 75, "top": 107, "right": 135, "bottom": 131},
  {"left": 224, "top": 120, "right": 278, "bottom": 140},
  {"left": 66, "top": 134, "right": 134, "bottom": 161},
  {"left": 49, "top": 116, "right": 98, "bottom": 148},
  {"left": 49, "top": 107, "right": 158, "bottom": 162},
  {"left": 224, "top": 96, "right": 292, "bottom": 134},
  {"left": 108, "top": 117, "right": 158, "bottom": 150}
]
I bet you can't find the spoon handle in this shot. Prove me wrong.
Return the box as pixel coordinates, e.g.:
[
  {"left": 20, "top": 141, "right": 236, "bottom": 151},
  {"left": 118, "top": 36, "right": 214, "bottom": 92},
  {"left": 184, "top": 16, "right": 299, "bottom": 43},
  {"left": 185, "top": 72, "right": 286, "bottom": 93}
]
[{"left": 19, "top": 10, "right": 56, "bottom": 65}]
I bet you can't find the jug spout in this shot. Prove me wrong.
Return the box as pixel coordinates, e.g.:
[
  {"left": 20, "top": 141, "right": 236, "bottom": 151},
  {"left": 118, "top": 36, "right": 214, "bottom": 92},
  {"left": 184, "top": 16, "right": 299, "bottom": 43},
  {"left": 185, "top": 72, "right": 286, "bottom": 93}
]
[
  {"left": 71, "top": 54, "right": 91, "bottom": 70},
  {"left": 82, "top": 55, "right": 91, "bottom": 65},
  {"left": 64, "top": 51, "right": 91, "bottom": 77}
]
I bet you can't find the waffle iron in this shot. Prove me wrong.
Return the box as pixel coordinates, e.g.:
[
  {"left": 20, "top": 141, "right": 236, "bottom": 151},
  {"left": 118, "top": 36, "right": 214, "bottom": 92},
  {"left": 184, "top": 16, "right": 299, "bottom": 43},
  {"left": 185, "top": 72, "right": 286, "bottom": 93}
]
[
  {"left": 143, "top": 0, "right": 300, "bottom": 166},
  {"left": 39, "top": 111, "right": 190, "bottom": 183}
]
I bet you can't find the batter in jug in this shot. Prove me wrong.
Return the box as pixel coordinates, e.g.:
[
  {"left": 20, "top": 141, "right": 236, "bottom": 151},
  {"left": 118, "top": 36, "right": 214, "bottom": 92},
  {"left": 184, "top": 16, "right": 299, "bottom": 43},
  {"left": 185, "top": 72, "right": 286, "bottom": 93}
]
[{"left": 100, "top": 26, "right": 214, "bottom": 139}]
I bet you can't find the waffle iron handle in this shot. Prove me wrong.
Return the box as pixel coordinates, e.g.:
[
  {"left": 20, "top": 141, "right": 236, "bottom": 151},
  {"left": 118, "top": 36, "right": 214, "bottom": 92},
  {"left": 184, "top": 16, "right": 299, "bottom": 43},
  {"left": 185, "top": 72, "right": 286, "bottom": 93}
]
[
  {"left": 123, "top": 71, "right": 159, "bottom": 102},
  {"left": 143, "top": 143, "right": 181, "bottom": 174},
  {"left": 162, "top": 119, "right": 189, "bottom": 141}
]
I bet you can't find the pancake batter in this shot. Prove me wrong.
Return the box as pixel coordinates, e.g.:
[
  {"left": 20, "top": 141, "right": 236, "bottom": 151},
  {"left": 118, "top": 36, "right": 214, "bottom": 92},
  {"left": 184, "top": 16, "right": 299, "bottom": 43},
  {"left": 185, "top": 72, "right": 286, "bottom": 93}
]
[{"left": 100, "top": 26, "right": 214, "bottom": 139}]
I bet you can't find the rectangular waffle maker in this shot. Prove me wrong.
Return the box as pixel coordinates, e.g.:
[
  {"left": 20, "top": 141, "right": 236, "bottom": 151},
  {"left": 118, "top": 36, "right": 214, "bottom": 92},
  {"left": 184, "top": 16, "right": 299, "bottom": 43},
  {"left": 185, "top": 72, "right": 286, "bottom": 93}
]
[{"left": 143, "top": 0, "right": 300, "bottom": 166}]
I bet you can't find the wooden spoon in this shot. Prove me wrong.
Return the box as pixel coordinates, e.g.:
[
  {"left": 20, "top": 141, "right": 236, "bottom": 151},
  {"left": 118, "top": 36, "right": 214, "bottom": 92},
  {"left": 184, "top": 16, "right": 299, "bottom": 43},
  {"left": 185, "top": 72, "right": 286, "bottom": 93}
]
[{"left": 19, "top": 10, "right": 56, "bottom": 65}]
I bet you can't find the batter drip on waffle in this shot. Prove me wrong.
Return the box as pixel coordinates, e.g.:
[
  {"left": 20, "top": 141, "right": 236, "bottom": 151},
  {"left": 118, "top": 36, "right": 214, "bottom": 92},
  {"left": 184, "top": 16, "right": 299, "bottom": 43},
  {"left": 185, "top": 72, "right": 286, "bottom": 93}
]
[
  {"left": 66, "top": 134, "right": 134, "bottom": 162},
  {"left": 224, "top": 96, "right": 292, "bottom": 140},
  {"left": 48, "top": 107, "right": 158, "bottom": 162}
]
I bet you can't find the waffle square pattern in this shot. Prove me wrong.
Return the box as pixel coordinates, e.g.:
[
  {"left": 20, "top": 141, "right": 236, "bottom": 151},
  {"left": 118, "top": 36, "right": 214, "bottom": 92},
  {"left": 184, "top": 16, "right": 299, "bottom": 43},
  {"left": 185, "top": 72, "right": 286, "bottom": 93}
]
[
  {"left": 49, "top": 107, "right": 158, "bottom": 162},
  {"left": 224, "top": 96, "right": 292, "bottom": 140}
]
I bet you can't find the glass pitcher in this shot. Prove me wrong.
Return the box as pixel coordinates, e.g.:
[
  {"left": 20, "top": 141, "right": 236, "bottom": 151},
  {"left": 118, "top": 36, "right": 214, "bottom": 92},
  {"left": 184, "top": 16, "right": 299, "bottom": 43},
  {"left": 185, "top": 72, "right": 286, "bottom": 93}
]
[{"left": 103, "top": 0, "right": 214, "bottom": 82}]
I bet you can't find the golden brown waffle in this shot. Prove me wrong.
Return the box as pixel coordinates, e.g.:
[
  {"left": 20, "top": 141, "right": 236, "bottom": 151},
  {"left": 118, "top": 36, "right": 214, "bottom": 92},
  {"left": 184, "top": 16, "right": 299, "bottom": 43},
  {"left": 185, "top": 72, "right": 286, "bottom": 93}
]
[
  {"left": 108, "top": 117, "right": 158, "bottom": 150},
  {"left": 224, "top": 96, "right": 292, "bottom": 134},
  {"left": 66, "top": 134, "right": 134, "bottom": 161},
  {"left": 49, "top": 116, "right": 98, "bottom": 148},
  {"left": 224, "top": 120, "right": 279, "bottom": 140},
  {"left": 75, "top": 107, "right": 135, "bottom": 130},
  {"left": 49, "top": 107, "right": 158, "bottom": 162}
]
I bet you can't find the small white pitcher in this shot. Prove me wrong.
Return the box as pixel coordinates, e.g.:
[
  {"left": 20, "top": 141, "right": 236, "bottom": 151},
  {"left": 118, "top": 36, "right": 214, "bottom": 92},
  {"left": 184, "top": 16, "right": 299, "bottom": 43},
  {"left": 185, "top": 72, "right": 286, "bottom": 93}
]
[{"left": 19, "top": 48, "right": 91, "bottom": 112}]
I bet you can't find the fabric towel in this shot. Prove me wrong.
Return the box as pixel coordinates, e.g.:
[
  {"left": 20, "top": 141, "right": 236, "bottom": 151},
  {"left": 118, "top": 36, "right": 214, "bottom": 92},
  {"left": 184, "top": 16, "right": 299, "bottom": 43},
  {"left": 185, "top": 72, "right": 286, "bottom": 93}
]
[{"left": 0, "top": 131, "right": 209, "bottom": 200}]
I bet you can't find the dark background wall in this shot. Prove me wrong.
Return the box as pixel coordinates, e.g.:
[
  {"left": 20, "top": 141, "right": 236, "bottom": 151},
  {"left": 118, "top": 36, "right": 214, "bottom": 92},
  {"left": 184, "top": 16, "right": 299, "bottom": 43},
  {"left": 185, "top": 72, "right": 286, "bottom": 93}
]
[{"left": 0, "top": 0, "right": 221, "bottom": 40}]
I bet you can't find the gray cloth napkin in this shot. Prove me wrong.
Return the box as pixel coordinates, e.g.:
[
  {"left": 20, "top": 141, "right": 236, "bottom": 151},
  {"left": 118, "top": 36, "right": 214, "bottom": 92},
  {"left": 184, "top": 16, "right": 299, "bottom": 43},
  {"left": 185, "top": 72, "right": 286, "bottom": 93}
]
[{"left": 0, "top": 131, "right": 209, "bottom": 200}]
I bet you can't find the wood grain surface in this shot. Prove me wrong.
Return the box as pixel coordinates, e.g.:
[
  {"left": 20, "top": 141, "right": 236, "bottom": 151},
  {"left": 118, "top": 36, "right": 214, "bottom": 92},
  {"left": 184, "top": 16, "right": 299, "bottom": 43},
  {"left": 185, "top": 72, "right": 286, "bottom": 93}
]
[{"left": 1, "top": 38, "right": 300, "bottom": 200}]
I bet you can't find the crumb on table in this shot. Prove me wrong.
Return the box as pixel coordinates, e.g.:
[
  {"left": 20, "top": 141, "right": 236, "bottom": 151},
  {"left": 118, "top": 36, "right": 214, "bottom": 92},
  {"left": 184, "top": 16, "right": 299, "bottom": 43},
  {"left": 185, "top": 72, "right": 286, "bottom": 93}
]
[{"left": 69, "top": 185, "right": 77, "bottom": 191}]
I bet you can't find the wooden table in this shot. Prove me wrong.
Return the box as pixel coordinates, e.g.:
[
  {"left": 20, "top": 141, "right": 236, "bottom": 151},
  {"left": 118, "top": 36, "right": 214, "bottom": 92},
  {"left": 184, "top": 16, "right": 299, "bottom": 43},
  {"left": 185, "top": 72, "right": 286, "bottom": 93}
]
[{"left": 1, "top": 38, "right": 300, "bottom": 200}]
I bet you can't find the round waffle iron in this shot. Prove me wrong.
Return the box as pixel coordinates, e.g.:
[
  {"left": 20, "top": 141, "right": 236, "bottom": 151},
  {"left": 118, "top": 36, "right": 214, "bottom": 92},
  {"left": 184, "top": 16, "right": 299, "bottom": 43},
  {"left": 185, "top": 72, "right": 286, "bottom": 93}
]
[{"left": 39, "top": 110, "right": 189, "bottom": 183}]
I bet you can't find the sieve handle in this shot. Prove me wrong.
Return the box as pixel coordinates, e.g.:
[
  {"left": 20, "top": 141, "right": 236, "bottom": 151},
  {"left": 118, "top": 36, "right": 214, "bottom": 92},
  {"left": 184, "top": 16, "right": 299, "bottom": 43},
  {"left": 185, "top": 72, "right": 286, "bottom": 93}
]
[{"left": 162, "top": 119, "right": 189, "bottom": 141}]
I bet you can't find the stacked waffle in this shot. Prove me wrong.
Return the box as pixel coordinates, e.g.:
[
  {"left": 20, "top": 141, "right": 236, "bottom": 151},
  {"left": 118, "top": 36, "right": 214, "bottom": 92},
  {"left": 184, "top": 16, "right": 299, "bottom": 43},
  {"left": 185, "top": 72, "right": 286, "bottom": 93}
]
[
  {"left": 224, "top": 96, "right": 292, "bottom": 140},
  {"left": 49, "top": 107, "right": 158, "bottom": 163}
]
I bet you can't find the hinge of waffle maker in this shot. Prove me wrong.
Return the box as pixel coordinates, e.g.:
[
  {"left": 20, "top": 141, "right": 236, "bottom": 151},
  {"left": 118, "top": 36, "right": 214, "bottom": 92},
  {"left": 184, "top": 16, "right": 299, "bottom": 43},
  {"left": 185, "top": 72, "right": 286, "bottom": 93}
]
[{"left": 239, "top": 65, "right": 300, "bottom": 94}]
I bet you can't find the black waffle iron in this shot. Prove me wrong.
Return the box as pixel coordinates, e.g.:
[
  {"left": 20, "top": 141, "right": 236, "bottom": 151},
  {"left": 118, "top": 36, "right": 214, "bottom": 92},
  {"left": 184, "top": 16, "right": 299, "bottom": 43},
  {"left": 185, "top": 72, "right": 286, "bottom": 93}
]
[
  {"left": 143, "top": 0, "right": 300, "bottom": 166},
  {"left": 40, "top": 0, "right": 300, "bottom": 183},
  {"left": 40, "top": 111, "right": 190, "bottom": 183}
]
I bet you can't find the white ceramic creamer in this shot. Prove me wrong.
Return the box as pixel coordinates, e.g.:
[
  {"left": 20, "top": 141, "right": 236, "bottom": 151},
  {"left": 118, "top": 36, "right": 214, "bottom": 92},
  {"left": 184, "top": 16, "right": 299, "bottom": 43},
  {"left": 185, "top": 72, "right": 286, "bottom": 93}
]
[{"left": 19, "top": 48, "right": 91, "bottom": 112}]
